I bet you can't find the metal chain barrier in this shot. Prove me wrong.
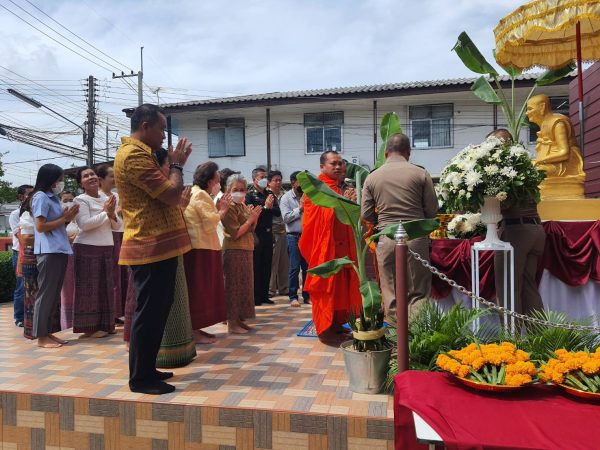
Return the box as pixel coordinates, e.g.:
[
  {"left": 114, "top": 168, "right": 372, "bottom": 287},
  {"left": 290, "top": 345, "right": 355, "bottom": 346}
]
[{"left": 408, "top": 249, "right": 600, "bottom": 332}]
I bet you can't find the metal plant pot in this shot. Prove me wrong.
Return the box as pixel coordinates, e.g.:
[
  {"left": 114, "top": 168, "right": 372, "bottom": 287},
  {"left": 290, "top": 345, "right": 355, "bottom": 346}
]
[{"left": 340, "top": 340, "right": 392, "bottom": 394}]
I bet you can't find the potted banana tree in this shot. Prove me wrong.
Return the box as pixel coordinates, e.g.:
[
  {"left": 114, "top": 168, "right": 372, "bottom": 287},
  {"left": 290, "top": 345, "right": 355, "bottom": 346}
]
[{"left": 297, "top": 148, "right": 438, "bottom": 393}]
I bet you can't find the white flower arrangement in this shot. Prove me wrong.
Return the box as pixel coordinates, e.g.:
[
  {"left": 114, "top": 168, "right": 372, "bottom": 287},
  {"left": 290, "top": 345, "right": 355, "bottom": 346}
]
[
  {"left": 447, "top": 213, "right": 486, "bottom": 239},
  {"left": 438, "top": 136, "right": 545, "bottom": 212}
]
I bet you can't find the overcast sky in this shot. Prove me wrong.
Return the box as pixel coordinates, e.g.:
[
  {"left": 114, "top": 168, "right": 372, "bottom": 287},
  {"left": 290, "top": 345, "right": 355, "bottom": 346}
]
[{"left": 0, "top": 0, "right": 526, "bottom": 186}]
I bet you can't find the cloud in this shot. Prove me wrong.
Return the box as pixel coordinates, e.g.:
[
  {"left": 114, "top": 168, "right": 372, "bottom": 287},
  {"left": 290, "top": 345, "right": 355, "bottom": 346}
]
[{"left": 0, "top": 0, "right": 529, "bottom": 184}]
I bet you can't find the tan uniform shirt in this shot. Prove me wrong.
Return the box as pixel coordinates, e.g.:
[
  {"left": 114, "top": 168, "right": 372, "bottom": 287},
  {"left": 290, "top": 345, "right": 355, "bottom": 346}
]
[{"left": 361, "top": 154, "right": 438, "bottom": 227}]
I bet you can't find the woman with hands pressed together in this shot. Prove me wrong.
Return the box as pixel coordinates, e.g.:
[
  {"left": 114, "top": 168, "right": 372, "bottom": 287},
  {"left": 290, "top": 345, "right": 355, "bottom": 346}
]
[
  {"left": 72, "top": 167, "right": 122, "bottom": 338},
  {"left": 221, "top": 174, "right": 262, "bottom": 334},
  {"left": 183, "top": 162, "right": 231, "bottom": 344},
  {"left": 31, "top": 164, "right": 79, "bottom": 348}
]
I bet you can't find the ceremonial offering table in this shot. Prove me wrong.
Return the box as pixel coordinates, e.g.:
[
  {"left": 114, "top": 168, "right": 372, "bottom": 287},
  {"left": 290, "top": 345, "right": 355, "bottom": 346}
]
[
  {"left": 394, "top": 371, "right": 600, "bottom": 450},
  {"left": 431, "top": 221, "right": 600, "bottom": 320}
]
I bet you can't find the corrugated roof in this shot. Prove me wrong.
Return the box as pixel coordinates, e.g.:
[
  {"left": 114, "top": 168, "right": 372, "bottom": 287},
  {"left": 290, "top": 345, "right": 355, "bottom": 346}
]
[{"left": 153, "top": 72, "right": 568, "bottom": 111}]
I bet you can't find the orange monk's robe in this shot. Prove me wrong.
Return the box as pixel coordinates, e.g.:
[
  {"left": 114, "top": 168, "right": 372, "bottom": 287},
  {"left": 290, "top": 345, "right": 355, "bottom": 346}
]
[{"left": 299, "top": 173, "right": 362, "bottom": 335}]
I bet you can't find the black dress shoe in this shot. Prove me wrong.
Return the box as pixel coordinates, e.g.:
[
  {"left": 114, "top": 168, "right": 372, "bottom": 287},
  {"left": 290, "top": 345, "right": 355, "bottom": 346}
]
[
  {"left": 15, "top": 320, "right": 24, "bottom": 328},
  {"left": 263, "top": 299, "right": 275, "bottom": 304},
  {"left": 129, "top": 381, "right": 175, "bottom": 395},
  {"left": 254, "top": 301, "right": 263, "bottom": 306},
  {"left": 155, "top": 371, "right": 174, "bottom": 380}
]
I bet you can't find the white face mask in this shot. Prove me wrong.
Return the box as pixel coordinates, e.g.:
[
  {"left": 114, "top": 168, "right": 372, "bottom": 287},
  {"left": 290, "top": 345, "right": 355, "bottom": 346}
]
[
  {"left": 52, "top": 181, "right": 65, "bottom": 195},
  {"left": 62, "top": 201, "right": 73, "bottom": 210},
  {"left": 257, "top": 178, "right": 268, "bottom": 189},
  {"left": 231, "top": 192, "right": 246, "bottom": 204}
]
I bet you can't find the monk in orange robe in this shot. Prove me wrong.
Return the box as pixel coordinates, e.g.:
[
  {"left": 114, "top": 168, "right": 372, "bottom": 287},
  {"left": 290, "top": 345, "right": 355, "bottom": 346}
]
[{"left": 299, "top": 151, "right": 362, "bottom": 342}]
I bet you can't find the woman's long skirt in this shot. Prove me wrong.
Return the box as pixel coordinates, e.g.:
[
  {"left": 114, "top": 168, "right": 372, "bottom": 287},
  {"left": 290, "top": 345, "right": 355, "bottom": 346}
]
[
  {"left": 156, "top": 256, "right": 196, "bottom": 368},
  {"left": 223, "top": 249, "right": 255, "bottom": 321},
  {"left": 184, "top": 249, "right": 227, "bottom": 329},
  {"left": 60, "top": 255, "right": 75, "bottom": 329},
  {"left": 72, "top": 244, "right": 115, "bottom": 334},
  {"left": 111, "top": 231, "right": 128, "bottom": 317}
]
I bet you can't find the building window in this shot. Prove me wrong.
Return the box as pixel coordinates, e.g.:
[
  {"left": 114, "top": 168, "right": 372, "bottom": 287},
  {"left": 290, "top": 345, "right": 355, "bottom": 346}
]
[
  {"left": 207, "top": 118, "right": 245, "bottom": 157},
  {"left": 304, "top": 111, "right": 343, "bottom": 154},
  {"left": 528, "top": 96, "right": 569, "bottom": 143},
  {"left": 409, "top": 103, "right": 453, "bottom": 149}
]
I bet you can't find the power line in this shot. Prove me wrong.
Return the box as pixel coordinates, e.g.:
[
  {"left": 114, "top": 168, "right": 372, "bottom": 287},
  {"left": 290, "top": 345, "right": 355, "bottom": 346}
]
[
  {"left": 23, "top": 0, "right": 134, "bottom": 72},
  {"left": 0, "top": 3, "right": 117, "bottom": 73}
]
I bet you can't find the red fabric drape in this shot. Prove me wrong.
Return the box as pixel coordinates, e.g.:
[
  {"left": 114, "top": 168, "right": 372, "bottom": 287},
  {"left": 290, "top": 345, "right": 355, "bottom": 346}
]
[
  {"left": 395, "top": 371, "right": 600, "bottom": 450},
  {"left": 430, "top": 221, "right": 600, "bottom": 300},
  {"left": 542, "top": 221, "right": 600, "bottom": 286},
  {"left": 430, "top": 237, "right": 495, "bottom": 300}
]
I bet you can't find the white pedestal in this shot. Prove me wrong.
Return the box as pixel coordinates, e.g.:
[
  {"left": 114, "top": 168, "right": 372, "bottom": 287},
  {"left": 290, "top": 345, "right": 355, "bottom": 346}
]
[{"left": 471, "top": 240, "right": 515, "bottom": 333}]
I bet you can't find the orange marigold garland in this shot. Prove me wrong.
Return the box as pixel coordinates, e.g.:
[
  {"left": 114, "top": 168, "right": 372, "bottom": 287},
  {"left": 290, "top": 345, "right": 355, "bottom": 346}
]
[
  {"left": 539, "top": 348, "right": 600, "bottom": 393},
  {"left": 436, "top": 342, "right": 535, "bottom": 387}
]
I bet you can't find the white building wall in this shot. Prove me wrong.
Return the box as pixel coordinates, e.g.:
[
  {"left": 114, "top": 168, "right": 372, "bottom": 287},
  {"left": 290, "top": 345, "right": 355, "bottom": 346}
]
[{"left": 172, "top": 83, "right": 569, "bottom": 182}]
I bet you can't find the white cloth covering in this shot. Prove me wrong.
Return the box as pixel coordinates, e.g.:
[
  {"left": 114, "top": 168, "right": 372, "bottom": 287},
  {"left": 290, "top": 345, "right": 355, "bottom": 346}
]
[{"left": 435, "top": 269, "right": 600, "bottom": 326}]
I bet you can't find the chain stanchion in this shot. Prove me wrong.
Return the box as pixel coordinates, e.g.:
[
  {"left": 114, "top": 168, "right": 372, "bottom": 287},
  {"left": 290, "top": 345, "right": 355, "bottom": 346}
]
[
  {"left": 409, "top": 249, "right": 600, "bottom": 332},
  {"left": 395, "top": 222, "right": 409, "bottom": 373}
]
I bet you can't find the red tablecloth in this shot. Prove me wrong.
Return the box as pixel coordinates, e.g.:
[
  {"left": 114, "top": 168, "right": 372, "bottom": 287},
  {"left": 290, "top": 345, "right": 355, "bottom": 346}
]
[
  {"left": 431, "top": 221, "right": 600, "bottom": 299},
  {"left": 394, "top": 371, "right": 600, "bottom": 450}
]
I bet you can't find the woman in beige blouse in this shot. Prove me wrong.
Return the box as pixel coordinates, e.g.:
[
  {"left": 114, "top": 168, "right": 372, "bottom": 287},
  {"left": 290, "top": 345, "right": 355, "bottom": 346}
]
[
  {"left": 221, "top": 174, "right": 262, "bottom": 334},
  {"left": 183, "top": 162, "right": 232, "bottom": 343}
]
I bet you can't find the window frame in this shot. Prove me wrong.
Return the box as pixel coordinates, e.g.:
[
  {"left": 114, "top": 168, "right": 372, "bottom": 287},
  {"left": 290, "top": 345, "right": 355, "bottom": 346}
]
[
  {"left": 409, "top": 103, "right": 454, "bottom": 149},
  {"left": 304, "top": 111, "right": 344, "bottom": 155},
  {"left": 207, "top": 118, "right": 246, "bottom": 158}
]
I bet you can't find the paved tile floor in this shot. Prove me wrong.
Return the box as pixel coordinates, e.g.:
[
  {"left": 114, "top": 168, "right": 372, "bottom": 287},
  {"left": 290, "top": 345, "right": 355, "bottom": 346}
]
[{"left": 0, "top": 300, "right": 393, "bottom": 419}]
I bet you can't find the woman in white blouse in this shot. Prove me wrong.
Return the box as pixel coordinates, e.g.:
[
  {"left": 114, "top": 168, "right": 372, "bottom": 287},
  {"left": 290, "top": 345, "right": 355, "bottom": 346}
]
[{"left": 72, "top": 167, "right": 122, "bottom": 338}]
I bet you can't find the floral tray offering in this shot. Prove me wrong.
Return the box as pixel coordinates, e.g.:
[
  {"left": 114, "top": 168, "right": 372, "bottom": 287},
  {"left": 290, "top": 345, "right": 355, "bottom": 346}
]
[
  {"left": 436, "top": 342, "right": 536, "bottom": 390},
  {"left": 539, "top": 348, "right": 600, "bottom": 400}
]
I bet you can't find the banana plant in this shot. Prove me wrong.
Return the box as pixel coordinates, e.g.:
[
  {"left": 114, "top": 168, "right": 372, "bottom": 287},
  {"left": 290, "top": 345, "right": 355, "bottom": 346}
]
[
  {"left": 297, "top": 170, "right": 439, "bottom": 350},
  {"left": 375, "top": 112, "right": 403, "bottom": 169},
  {"left": 452, "top": 31, "right": 575, "bottom": 142}
]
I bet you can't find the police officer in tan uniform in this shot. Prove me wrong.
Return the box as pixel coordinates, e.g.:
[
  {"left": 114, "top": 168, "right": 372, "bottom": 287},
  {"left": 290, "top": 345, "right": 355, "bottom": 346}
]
[{"left": 361, "top": 133, "right": 438, "bottom": 320}]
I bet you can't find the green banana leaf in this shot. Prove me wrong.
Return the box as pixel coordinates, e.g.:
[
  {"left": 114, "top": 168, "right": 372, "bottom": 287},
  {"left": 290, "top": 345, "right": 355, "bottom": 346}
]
[
  {"left": 308, "top": 257, "right": 355, "bottom": 278},
  {"left": 368, "top": 219, "right": 440, "bottom": 243},
  {"left": 471, "top": 76, "right": 502, "bottom": 104},
  {"left": 376, "top": 112, "right": 403, "bottom": 169},
  {"left": 452, "top": 32, "right": 499, "bottom": 77},
  {"left": 360, "top": 280, "right": 382, "bottom": 319},
  {"left": 536, "top": 62, "right": 576, "bottom": 86},
  {"left": 344, "top": 160, "right": 369, "bottom": 187},
  {"left": 296, "top": 171, "right": 360, "bottom": 227},
  {"left": 502, "top": 64, "right": 522, "bottom": 78}
]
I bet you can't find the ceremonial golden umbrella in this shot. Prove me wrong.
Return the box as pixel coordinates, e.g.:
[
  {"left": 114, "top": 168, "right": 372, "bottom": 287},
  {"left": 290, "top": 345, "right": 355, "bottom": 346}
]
[{"left": 494, "top": 0, "right": 600, "bottom": 153}]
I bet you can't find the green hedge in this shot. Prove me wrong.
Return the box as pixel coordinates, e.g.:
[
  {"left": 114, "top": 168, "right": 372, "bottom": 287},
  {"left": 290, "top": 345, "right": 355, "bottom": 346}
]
[{"left": 0, "top": 251, "right": 16, "bottom": 303}]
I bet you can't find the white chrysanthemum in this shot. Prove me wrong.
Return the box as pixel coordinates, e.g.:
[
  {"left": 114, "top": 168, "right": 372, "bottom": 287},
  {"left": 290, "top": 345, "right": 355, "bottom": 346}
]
[
  {"left": 496, "top": 191, "right": 508, "bottom": 201},
  {"left": 500, "top": 166, "right": 518, "bottom": 178},
  {"left": 483, "top": 164, "right": 499, "bottom": 175},
  {"left": 464, "top": 170, "right": 482, "bottom": 187},
  {"left": 509, "top": 145, "right": 527, "bottom": 157},
  {"left": 466, "top": 192, "right": 472, "bottom": 199},
  {"left": 459, "top": 189, "right": 466, "bottom": 196}
]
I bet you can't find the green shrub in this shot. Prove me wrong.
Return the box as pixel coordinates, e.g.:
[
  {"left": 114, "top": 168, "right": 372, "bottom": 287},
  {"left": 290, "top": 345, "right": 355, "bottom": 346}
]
[{"left": 0, "top": 250, "right": 16, "bottom": 303}]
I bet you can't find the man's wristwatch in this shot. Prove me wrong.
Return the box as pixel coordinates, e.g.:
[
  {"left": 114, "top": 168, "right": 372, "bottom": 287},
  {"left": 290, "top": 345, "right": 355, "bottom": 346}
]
[{"left": 169, "top": 163, "right": 183, "bottom": 172}]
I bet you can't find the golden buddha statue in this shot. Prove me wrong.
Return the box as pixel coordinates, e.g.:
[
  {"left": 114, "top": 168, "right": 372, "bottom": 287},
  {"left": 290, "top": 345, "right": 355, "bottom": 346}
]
[{"left": 526, "top": 94, "right": 585, "bottom": 199}]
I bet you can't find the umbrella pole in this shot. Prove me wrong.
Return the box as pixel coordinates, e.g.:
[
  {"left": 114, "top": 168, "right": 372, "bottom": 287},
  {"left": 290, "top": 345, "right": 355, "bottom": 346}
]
[{"left": 576, "top": 22, "right": 585, "bottom": 156}]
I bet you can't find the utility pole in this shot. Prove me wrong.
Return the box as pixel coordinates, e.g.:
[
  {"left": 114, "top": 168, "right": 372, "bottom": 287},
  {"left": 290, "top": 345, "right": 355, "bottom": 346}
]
[
  {"left": 139, "top": 46, "right": 144, "bottom": 106},
  {"left": 85, "top": 75, "right": 96, "bottom": 166},
  {"left": 112, "top": 46, "right": 144, "bottom": 106},
  {"left": 105, "top": 118, "right": 118, "bottom": 160}
]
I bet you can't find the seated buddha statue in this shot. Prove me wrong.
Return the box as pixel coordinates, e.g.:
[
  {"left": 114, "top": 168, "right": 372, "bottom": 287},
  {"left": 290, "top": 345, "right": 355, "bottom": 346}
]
[{"left": 526, "top": 94, "right": 585, "bottom": 199}]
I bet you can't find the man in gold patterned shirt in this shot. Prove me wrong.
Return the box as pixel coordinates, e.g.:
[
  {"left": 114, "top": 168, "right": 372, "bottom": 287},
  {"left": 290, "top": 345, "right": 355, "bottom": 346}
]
[{"left": 114, "top": 104, "right": 192, "bottom": 395}]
